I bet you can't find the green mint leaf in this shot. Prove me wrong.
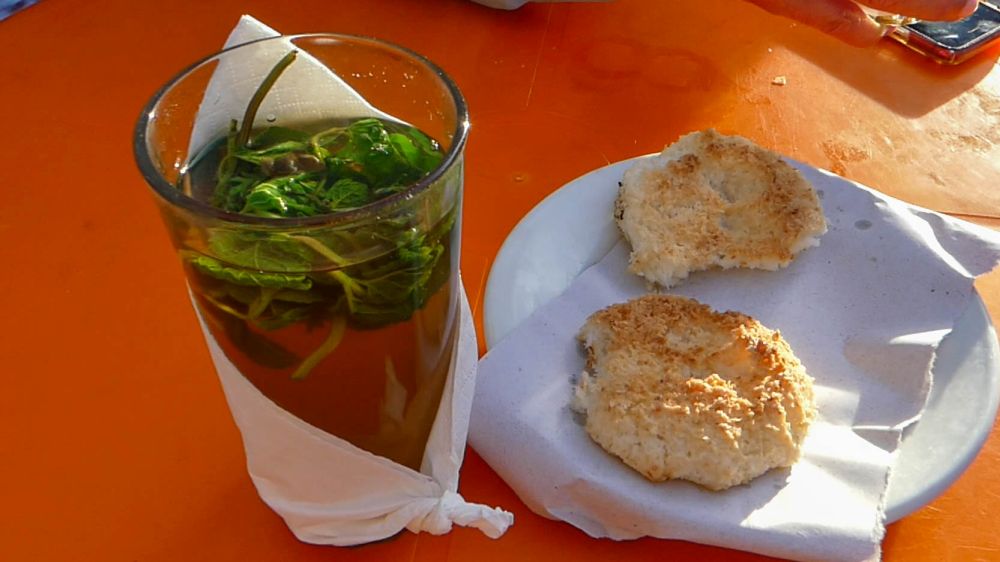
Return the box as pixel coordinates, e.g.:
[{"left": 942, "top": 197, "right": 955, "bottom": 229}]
[
  {"left": 388, "top": 132, "right": 418, "bottom": 162},
  {"left": 389, "top": 131, "right": 442, "bottom": 173},
  {"left": 234, "top": 141, "right": 313, "bottom": 164},
  {"left": 213, "top": 174, "right": 258, "bottom": 213},
  {"left": 189, "top": 255, "right": 313, "bottom": 290},
  {"left": 249, "top": 126, "right": 311, "bottom": 148},
  {"left": 207, "top": 230, "right": 315, "bottom": 273},
  {"left": 408, "top": 128, "right": 440, "bottom": 161},
  {"left": 272, "top": 288, "right": 328, "bottom": 304},
  {"left": 371, "top": 185, "right": 408, "bottom": 199},
  {"left": 252, "top": 302, "right": 316, "bottom": 331},
  {"left": 324, "top": 178, "right": 371, "bottom": 210},
  {"left": 240, "top": 176, "right": 325, "bottom": 217}
]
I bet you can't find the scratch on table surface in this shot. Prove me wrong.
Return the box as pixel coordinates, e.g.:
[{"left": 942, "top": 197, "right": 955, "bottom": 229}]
[
  {"left": 405, "top": 532, "right": 420, "bottom": 562},
  {"left": 756, "top": 109, "right": 777, "bottom": 149},
  {"left": 525, "top": 3, "right": 554, "bottom": 108},
  {"left": 955, "top": 544, "right": 1000, "bottom": 558}
]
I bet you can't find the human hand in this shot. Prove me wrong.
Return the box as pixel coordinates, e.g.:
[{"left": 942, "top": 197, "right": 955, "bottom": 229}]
[{"left": 743, "top": 0, "right": 979, "bottom": 46}]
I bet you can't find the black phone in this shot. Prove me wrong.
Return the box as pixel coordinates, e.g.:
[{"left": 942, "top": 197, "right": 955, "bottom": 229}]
[{"left": 885, "top": 2, "right": 1000, "bottom": 64}]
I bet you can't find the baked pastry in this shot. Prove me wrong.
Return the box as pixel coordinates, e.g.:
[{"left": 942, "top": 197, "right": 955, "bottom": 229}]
[
  {"left": 572, "top": 295, "right": 816, "bottom": 491},
  {"left": 615, "top": 129, "right": 827, "bottom": 287}
]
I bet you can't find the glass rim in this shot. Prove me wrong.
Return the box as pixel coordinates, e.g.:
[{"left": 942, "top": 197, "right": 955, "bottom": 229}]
[{"left": 133, "top": 33, "right": 469, "bottom": 228}]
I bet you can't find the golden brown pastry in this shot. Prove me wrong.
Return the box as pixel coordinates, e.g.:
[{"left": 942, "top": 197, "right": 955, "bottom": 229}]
[
  {"left": 573, "top": 295, "right": 816, "bottom": 491},
  {"left": 615, "top": 129, "right": 827, "bottom": 287}
]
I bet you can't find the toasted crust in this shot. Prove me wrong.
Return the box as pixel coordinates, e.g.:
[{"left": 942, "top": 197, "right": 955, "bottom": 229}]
[
  {"left": 616, "top": 129, "right": 827, "bottom": 287},
  {"left": 572, "top": 295, "right": 816, "bottom": 491}
]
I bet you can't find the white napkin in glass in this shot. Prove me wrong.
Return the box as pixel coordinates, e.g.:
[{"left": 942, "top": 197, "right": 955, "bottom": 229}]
[
  {"left": 189, "top": 15, "right": 397, "bottom": 155},
  {"left": 187, "top": 15, "right": 512, "bottom": 544},
  {"left": 469, "top": 162, "right": 1000, "bottom": 561}
]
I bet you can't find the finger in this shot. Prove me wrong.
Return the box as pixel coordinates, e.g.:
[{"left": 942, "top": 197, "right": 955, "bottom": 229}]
[
  {"left": 746, "top": 0, "right": 886, "bottom": 46},
  {"left": 859, "top": 0, "right": 978, "bottom": 21}
]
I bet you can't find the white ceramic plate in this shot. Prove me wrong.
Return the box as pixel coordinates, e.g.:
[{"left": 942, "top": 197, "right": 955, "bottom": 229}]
[{"left": 482, "top": 156, "right": 1000, "bottom": 523}]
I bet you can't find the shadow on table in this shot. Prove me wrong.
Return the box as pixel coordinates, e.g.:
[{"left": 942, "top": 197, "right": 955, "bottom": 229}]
[{"left": 782, "top": 30, "right": 999, "bottom": 118}]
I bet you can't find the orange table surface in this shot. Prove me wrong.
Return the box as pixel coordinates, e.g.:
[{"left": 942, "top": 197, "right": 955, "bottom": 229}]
[{"left": 2, "top": 1, "right": 999, "bottom": 560}]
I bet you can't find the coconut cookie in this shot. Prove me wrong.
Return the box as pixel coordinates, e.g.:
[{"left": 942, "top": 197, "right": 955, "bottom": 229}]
[
  {"left": 615, "top": 129, "right": 827, "bottom": 287},
  {"left": 572, "top": 295, "right": 816, "bottom": 491}
]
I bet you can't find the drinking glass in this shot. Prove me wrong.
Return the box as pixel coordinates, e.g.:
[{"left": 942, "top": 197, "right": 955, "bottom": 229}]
[{"left": 134, "top": 34, "right": 469, "bottom": 471}]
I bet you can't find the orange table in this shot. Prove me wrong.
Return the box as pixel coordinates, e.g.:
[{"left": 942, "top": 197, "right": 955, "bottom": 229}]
[{"left": 2, "top": 1, "right": 999, "bottom": 560}]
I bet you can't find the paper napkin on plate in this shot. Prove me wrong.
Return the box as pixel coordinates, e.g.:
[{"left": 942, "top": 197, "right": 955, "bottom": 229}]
[
  {"left": 469, "top": 161, "right": 1000, "bottom": 561},
  {"left": 187, "top": 15, "right": 512, "bottom": 545}
]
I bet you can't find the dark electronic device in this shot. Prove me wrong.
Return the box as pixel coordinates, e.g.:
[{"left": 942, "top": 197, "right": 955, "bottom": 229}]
[{"left": 885, "top": 2, "right": 1000, "bottom": 64}]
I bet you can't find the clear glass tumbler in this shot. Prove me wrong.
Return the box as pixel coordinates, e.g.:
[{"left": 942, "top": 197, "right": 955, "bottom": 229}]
[{"left": 134, "top": 35, "right": 469, "bottom": 470}]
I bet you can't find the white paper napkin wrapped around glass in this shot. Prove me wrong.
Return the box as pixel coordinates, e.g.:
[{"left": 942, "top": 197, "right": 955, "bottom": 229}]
[
  {"left": 180, "top": 16, "right": 513, "bottom": 544},
  {"left": 469, "top": 159, "right": 1000, "bottom": 562}
]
